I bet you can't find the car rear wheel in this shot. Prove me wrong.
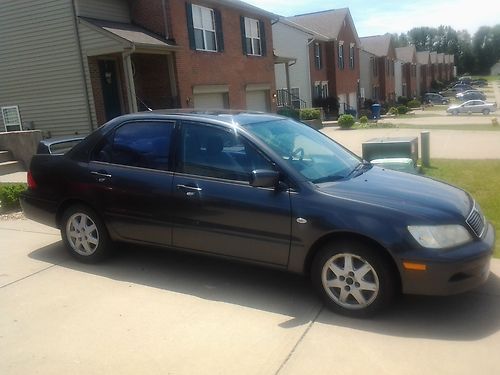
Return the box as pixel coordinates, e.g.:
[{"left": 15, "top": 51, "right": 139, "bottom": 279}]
[
  {"left": 61, "top": 205, "right": 111, "bottom": 263},
  {"left": 482, "top": 109, "right": 490, "bottom": 115},
  {"left": 452, "top": 109, "right": 459, "bottom": 116},
  {"left": 311, "top": 241, "right": 396, "bottom": 317}
]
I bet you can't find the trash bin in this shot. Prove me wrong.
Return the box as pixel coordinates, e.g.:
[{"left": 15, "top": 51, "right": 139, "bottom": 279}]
[{"left": 371, "top": 104, "right": 381, "bottom": 119}]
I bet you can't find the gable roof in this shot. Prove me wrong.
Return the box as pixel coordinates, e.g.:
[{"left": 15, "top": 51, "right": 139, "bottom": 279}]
[
  {"left": 360, "top": 34, "right": 392, "bottom": 57},
  {"left": 416, "top": 51, "right": 431, "bottom": 65},
  {"left": 215, "top": 0, "right": 278, "bottom": 19},
  {"left": 287, "top": 8, "right": 359, "bottom": 44},
  {"left": 437, "top": 53, "right": 445, "bottom": 63},
  {"left": 276, "top": 18, "right": 329, "bottom": 41},
  {"left": 429, "top": 51, "right": 438, "bottom": 64},
  {"left": 395, "top": 45, "right": 416, "bottom": 63}
]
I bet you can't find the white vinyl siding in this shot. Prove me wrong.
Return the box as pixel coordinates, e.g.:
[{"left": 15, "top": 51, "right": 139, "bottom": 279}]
[
  {"left": 77, "top": 20, "right": 127, "bottom": 128},
  {"left": 75, "top": 0, "right": 130, "bottom": 23},
  {"left": 0, "top": 0, "right": 91, "bottom": 136}
]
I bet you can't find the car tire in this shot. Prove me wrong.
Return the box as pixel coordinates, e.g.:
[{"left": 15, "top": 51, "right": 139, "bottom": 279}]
[
  {"left": 452, "top": 109, "right": 459, "bottom": 116},
  {"left": 483, "top": 109, "right": 490, "bottom": 115},
  {"left": 442, "top": 100, "right": 448, "bottom": 105},
  {"left": 61, "top": 204, "right": 112, "bottom": 263},
  {"left": 311, "top": 240, "right": 396, "bottom": 317}
]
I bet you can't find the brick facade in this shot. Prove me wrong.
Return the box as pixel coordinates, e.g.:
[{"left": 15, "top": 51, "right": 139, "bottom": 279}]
[
  {"left": 332, "top": 21, "right": 360, "bottom": 102},
  {"left": 167, "top": 0, "right": 276, "bottom": 110}
]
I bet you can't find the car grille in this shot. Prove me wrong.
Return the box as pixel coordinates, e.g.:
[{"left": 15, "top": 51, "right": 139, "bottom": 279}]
[{"left": 466, "top": 203, "right": 486, "bottom": 238}]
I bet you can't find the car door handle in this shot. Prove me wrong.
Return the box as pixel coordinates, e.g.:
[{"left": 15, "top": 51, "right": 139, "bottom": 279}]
[
  {"left": 176, "top": 184, "right": 202, "bottom": 196},
  {"left": 91, "top": 171, "right": 112, "bottom": 182}
]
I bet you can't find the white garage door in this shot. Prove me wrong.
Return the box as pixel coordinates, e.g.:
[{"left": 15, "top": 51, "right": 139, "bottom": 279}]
[
  {"left": 348, "top": 92, "right": 357, "bottom": 111},
  {"left": 246, "top": 90, "right": 269, "bottom": 112},
  {"left": 338, "top": 94, "right": 347, "bottom": 114},
  {"left": 193, "top": 93, "right": 226, "bottom": 109}
]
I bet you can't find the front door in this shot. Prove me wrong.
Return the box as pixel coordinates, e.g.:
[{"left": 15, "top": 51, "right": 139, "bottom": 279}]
[
  {"left": 99, "top": 60, "right": 122, "bottom": 121},
  {"left": 171, "top": 121, "right": 291, "bottom": 265}
]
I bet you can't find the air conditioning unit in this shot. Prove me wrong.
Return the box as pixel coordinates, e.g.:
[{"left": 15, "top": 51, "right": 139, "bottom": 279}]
[{"left": 362, "top": 137, "right": 418, "bottom": 164}]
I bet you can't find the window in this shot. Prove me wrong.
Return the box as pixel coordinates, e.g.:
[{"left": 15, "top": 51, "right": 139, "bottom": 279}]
[
  {"left": 391, "top": 61, "right": 394, "bottom": 76},
  {"left": 338, "top": 43, "right": 344, "bottom": 69},
  {"left": 372, "top": 86, "right": 379, "bottom": 100},
  {"left": 243, "top": 17, "right": 262, "bottom": 56},
  {"left": 314, "top": 43, "right": 322, "bottom": 69},
  {"left": 192, "top": 5, "right": 217, "bottom": 51},
  {"left": 92, "top": 121, "right": 173, "bottom": 171},
  {"left": 1, "top": 106, "right": 22, "bottom": 132},
  {"left": 179, "top": 122, "right": 272, "bottom": 182},
  {"left": 371, "top": 57, "right": 378, "bottom": 76},
  {"left": 313, "top": 83, "right": 321, "bottom": 99},
  {"left": 349, "top": 44, "right": 355, "bottom": 69},
  {"left": 321, "top": 82, "right": 329, "bottom": 98}
]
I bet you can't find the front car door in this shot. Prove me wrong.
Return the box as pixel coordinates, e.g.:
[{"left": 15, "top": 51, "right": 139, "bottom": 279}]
[
  {"left": 88, "top": 120, "right": 175, "bottom": 246},
  {"left": 171, "top": 121, "right": 291, "bottom": 265}
]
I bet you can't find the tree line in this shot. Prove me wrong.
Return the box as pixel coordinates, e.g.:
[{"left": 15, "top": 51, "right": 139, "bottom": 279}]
[{"left": 391, "top": 24, "right": 500, "bottom": 75}]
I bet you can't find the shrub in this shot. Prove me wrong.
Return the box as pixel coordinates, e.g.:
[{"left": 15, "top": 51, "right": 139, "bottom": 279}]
[
  {"left": 359, "top": 115, "right": 368, "bottom": 124},
  {"left": 0, "top": 183, "right": 27, "bottom": 211},
  {"left": 299, "top": 108, "right": 321, "bottom": 120},
  {"left": 388, "top": 107, "right": 398, "bottom": 116},
  {"left": 492, "top": 118, "right": 499, "bottom": 127},
  {"left": 397, "top": 105, "right": 409, "bottom": 115},
  {"left": 277, "top": 107, "right": 300, "bottom": 120},
  {"left": 397, "top": 96, "right": 409, "bottom": 106},
  {"left": 407, "top": 99, "right": 421, "bottom": 108},
  {"left": 358, "top": 109, "right": 372, "bottom": 119},
  {"left": 338, "top": 114, "right": 355, "bottom": 129}
]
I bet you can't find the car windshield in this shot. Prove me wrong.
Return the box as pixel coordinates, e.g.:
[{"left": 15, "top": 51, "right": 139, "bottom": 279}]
[{"left": 241, "top": 118, "right": 362, "bottom": 183}]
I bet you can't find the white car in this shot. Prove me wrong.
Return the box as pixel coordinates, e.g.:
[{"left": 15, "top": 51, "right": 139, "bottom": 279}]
[{"left": 446, "top": 100, "right": 497, "bottom": 115}]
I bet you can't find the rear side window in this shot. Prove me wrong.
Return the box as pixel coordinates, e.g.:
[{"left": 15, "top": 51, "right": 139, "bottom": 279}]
[{"left": 92, "top": 121, "right": 174, "bottom": 171}]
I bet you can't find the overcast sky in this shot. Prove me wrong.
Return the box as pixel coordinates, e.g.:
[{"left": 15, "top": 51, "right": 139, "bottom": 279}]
[{"left": 244, "top": 0, "right": 500, "bottom": 37}]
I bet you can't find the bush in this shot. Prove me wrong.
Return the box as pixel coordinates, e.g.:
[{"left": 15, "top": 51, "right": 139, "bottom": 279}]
[
  {"left": 338, "top": 114, "right": 355, "bottom": 129},
  {"left": 388, "top": 107, "right": 398, "bottom": 116},
  {"left": 299, "top": 108, "right": 321, "bottom": 120},
  {"left": 397, "top": 96, "right": 409, "bottom": 106},
  {"left": 397, "top": 105, "right": 409, "bottom": 115},
  {"left": 0, "top": 183, "right": 27, "bottom": 211},
  {"left": 277, "top": 107, "right": 300, "bottom": 120},
  {"left": 358, "top": 109, "right": 372, "bottom": 119},
  {"left": 407, "top": 99, "right": 421, "bottom": 108},
  {"left": 359, "top": 115, "right": 368, "bottom": 124}
]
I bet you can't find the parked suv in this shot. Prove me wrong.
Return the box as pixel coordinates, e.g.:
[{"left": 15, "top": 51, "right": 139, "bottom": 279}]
[{"left": 21, "top": 112, "right": 495, "bottom": 317}]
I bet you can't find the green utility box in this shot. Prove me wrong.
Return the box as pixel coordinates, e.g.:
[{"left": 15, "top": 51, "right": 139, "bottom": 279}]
[{"left": 362, "top": 137, "right": 419, "bottom": 164}]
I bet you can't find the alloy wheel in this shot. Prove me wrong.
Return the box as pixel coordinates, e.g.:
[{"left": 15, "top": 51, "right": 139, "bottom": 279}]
[{"left": 66, "top": 213, "right": 100, "bottom": 256}]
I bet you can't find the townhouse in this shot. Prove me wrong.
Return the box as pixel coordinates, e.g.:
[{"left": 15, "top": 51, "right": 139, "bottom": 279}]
[
  {"left": 0, "top": 0, "right": 277, "bottom": 136},
  {"left": 395, "top": 46, "right": 418, "bottom": 98},
  {"left": 286, "top": 9, "right": 361, "bottom": 114},
  {"left": 416, "top": 51, "right": 432, "bottom": 94},
  {"left": 359, "top": 34, "right": 396, "bottom": 103}
]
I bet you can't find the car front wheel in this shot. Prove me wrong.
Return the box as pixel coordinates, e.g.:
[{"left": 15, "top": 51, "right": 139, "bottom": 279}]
[
  {"left": 482, "top": 109, "right": 490, "bottom": 115},
  {"left": 311, "top": 241, "right": 396, "bottom": 317},
  {"left": 61, "top": 205, "right": 111, "bottom": 263}
]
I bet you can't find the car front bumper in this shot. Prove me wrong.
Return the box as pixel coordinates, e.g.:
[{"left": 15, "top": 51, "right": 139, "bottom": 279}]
[{"left": 400, "top": 222, "right": 495, "bottom": 296}]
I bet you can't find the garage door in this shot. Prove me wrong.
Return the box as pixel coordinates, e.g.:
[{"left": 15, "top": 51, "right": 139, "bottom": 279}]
[
  {"left": 246, "top": 90, "right": 269, "bottom": 112},
  {"left": 193, "top": 93, "right": 227, "bottom": 109},
  {"left": 349, "top": 92, "right": 357, "bottom": 111}
]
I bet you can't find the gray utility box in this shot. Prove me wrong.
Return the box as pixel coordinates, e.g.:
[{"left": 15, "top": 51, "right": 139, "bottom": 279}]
[{"left": 362, "top": 137, "right": 419, "bottom": 164}]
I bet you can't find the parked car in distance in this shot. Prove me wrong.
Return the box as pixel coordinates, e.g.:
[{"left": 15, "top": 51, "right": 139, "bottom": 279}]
[
  {"left": 423, "top": 93, "right": 450, "bottom": 105},
  {"left": 471, "top": 79, "right": 488, "bottom": 87},
  {"left": 21, "top": 112, "right": 495, "bottom": 317},
  {"left": 456, "top": 91, "right": 486, "bottom": 101},
  {"left": 439, "top": 88, "right": 459, "bottom": 97},
  {"left": 451, "top": 83, "right": 474, "bottom": 92},
  {"left": 447, "top": 100, "right": 497, "bottom": 115}
]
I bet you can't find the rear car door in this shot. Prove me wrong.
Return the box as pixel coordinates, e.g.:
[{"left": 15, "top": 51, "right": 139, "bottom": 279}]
[
  {"left": 88, "top": 120, "right": 175, "bottom": 246},
  {"left": 171, "top": 121, "right": 292, "bottom": 265}
]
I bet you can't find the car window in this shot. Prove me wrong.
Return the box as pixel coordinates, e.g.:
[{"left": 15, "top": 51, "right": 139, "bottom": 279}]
[
  {"left": 178, "top": 122, "right": 273, "bottom": 182},
  {"left": 91, "top": 121, "right": 174, "bottom": 171}
]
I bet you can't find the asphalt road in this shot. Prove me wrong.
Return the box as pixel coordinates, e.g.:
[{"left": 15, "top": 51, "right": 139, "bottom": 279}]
[{"left": 1, "top": 218, "right": 500, "bottom": 375}]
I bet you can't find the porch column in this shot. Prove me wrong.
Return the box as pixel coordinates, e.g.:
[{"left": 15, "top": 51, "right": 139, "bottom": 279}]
[
  {"left": 123, "top": 52, "right": 138, "bottom": 113},
  {"left": 285, "top": 62, "right": 291, "bottom": 107},
  {"left": 166, "top": 54, "right": 178, "bottom": 104}
]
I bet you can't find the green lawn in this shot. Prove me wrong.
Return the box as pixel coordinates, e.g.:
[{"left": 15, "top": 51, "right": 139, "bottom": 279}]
[{"left": 421, "top": 160, "right": 499, "bottom": 257}]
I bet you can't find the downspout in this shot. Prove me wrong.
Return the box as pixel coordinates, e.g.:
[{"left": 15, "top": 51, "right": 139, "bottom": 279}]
[
  {"left": 161, "top": 0, "right": 170, "bottom": 39},
  {"left": 71, "top": 0, "right": 94, "bottom": 133}
]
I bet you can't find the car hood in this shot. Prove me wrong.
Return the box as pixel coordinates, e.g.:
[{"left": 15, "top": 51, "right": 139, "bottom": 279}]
[{"left": 317, "top": 166, "right": 471, "bottom": 222}]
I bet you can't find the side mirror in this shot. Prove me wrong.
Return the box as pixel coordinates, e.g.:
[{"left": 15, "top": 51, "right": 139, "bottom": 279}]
[{"left": 250, "top": 169, "right": 280, "bottom": 188}]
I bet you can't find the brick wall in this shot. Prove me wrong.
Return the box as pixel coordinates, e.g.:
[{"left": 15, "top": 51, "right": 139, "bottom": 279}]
[
  {"left": 166, "top": 0, "right": 276, "bottom": 110},
  {"left": 133, "top": 53, "right": 173, "bottom": 110},
  {"left": 309, "top": 41, "right": 328, "bottom": 85},
  {"left": 130, "top": 0, "right": 171, "bottom": 38}
]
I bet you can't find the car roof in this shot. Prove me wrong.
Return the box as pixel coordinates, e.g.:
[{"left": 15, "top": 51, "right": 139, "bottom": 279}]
[{"left": 112, "top": 110, "right": 285, "bottom": 127}]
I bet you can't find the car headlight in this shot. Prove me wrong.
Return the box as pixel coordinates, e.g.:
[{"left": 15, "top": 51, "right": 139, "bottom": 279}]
[{"left": 407, "top": 225, "right": 472, "bottom": 249}]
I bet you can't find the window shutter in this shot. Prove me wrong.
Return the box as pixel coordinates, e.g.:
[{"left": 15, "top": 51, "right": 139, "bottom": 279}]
[
  {"left": 259, "top": 20, "right": 267, "bottom": 56},
  {"left": 240, "top": 16, "right": 247, "bottom": 55},
  {"left": 214, "top": 9, "right": 224, "bottom": 52},
  {"left": 185, "top": 2, "right": 195, "bottom": 50}
]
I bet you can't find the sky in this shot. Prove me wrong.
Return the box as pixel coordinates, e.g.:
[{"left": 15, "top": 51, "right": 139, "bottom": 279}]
[{"left": 244, "top": 0, "right": 500, "bottom": 37}]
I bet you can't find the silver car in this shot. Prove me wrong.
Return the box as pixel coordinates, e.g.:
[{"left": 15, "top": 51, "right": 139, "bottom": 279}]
[{"left": 447, "top": 100, "right": 497, "bottom": 115}]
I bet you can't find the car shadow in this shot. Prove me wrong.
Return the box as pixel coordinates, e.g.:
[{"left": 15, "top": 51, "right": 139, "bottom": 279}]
[{"left": 29, "top": 241, "right": 500, "bottom": 340}]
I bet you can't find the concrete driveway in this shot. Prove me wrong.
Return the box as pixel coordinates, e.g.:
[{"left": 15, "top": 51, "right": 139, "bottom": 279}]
[{"left": 1, "top": 218, "right": 500, "bottom": 375}]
